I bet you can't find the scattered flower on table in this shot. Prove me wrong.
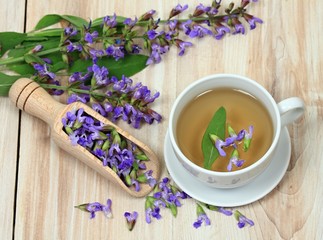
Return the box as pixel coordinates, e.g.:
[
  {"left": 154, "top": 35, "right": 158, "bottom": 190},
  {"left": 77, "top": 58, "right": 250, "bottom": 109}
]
[
  {"left": 74, "top": 198, "right": 113, "bottom": 219},
  {"left": 234, "top": 210, "right": 255, "bottom": 228},
  {"left": 193, "top": 203, "right": 211, "bottom": 229},
  {"left": 124, "top": 211, "right": 138, "bottom": 231}
]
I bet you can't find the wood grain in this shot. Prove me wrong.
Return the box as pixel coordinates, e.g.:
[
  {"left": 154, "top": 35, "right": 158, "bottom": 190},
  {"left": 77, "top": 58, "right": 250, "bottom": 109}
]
[
  {"left": 0, "top": 0, "right": 25, "bottom": 239},
  {"left": 1, "top": 0, "right": 322, "bottom": 239}
]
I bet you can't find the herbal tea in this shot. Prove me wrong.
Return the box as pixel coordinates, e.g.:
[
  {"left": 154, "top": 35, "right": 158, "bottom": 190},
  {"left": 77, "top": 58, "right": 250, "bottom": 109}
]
[{"left": 176, "top": 88, "right": 273, "bottom": 172}]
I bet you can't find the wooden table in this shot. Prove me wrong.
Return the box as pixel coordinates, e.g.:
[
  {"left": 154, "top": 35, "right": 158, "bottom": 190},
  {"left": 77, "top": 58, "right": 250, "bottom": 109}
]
[{"left": 1, "top": 0, "right": 322, "bottom": 239}]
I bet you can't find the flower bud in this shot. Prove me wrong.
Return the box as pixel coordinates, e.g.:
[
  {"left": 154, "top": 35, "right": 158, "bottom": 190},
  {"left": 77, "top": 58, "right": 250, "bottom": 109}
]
[
  {"left": 169, "top": 204, "right": 178, "bottom": 217},
  {"left": 102, "top": 139, "right": 110, "bottom": 151},
  {"left": 208, "top": 133, "right": 219, "bottom": 144},
  {"left": 135, "top": 154, "right": 149, "bottom": 161},
  {"left": 139, "top": 10, "right": 156, "bottom": 21}
]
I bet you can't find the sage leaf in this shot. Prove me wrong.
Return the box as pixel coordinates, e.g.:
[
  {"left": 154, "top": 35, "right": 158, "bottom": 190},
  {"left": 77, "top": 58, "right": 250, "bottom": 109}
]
[
  {"left": 30, "top": 28, "right": 63, "bottom": 37},
  {"left": 68, "top": 54, "right": 149, "bottom": 78},
  {"left": 0, "top": 32, "right": 27, "bottom": 57},
  {"left": 6, "top": 63, "right": 35, "bottom": 75},
  {"left": 0, "top": 73, "right": 29, "bottom": 96},
  {"left": 34, "top": 14, "right": 88, "bottom": 30},
  {"left": 7, "top": 37, "right": 61, "bottom": 58},
  {"left": 24, "top": 54, "right": 45, "bottom": 64},
  {"left": 51, "top": 61, "right": 68, "bottom": 72},
  {"left": 202, "top": 107, "right": 226, "bottom": 170}
]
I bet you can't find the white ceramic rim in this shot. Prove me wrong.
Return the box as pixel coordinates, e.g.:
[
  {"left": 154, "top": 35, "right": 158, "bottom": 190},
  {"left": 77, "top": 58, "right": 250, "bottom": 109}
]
[{"left": 168, "top": 74, "right": 281, "bottom": 177}]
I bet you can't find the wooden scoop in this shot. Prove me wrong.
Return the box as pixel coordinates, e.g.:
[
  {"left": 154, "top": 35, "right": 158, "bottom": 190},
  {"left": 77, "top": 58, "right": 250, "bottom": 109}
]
[{"left": 9, "top": 78, "right": 160, "bottom": 197}]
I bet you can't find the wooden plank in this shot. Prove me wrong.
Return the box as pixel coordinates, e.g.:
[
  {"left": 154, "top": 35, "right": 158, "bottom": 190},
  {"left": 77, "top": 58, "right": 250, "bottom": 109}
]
[
  {"left": 0, "top": 0, "right": 25, "bottom": 239},
  {"left": 11, "top": 0, "right": 323, "bottom": 239}
]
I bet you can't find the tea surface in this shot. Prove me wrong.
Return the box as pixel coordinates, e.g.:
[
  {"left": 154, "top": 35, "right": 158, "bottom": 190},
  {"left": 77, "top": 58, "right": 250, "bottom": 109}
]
[{"left": 176, "top": 88, "right": 273, "bottom": 172}]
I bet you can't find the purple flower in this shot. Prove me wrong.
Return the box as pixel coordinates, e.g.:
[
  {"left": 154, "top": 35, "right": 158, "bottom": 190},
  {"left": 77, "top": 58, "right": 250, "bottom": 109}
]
[
  {"left": 33, "top": 63, "right": 55, "bottom": 80},
  {"left": 75, "top": 198, "right": 112, "bottom": 219},
  {"left": 68, "top": 72, "right": 90, "bottom": 83},
  {"left": 137, "top": 170, "right": 157, "bottom": 187},
  {"left": 188, "top": 25, "right": 213, "bottom": 38},
  {"left": 105, "top": 45, "right": 125, "bottom": 60},
  {"left": 234, "top": 210, "right": 254, "bottom": 228},
  {"left": 139, "top": 9, "right": 156, "bottom": 21},
  {"left": 243, "top": 13, "right": 263, "bottom": 30},
  {"left": 131, "top": 179, "right": 140, "bottom": 192},
  {"left": 193, "top": 3, "right": 212, "bottom": 17},
  {"left": 89, "top": 49, "right": 105, "bottom": 63},
  {"left": 241, "top": 0, "right": 259, "bottom": 8},
  {"left": 145, "top": 207, "right": 162, "bottom": 223},
  {"left": 62, "top": 111, "right": 76, "bottom": 127},
  {"left": 31, "top": 44, "right": 43, "bottom": 53},
  {"left": 175, "top": 39, "right": 193, "bottom": 56},
  {"left": 84, "top": 31, "right": 99, "bottom": 43},
  {"left": 149, "top": 110, "right": 162, "bottom": 123},
  {"left": 123, "top": 17, "right": 138, "bottom": 27},
  {"left": 168, "top": 19, "right": 178, "bottom": 31},
  {"left": 112, "top": 106, "right": 124, "bottom": 121},
  {"left": 146, "top": 43, "right": 169, "bottom": 65},
  {"left": 124, "top": 211, "right": 138, "bottom": 231},
  {"left": 66, "top": 40, "right": 83, "bottom": 52},
  {"left": 218, "top": 207, "right": 233, "bottom": 216},
  {"left": 108, "top": 143, "right": 120, "bottom": 156},
  {"left": 92, "top": 103, "right": 107, "bottom": 117},
  {"left": 147, "top": 29, "right": 164, "bottom": 40},
  {"left": 117, "top": 149, "right": 135, "bottom": 174},
  {"left": 215, "top": 139, "right": 227, "bottom": 156},
  {"left": 86, "top": 202, "right": 103, "bottom": 219},
  {"left": 68, "top": 131, "right": 80, "bottom": 146},
  {"left": 103, "top": 13, "right": 117, "bottom": 28},
  {"left": 231, "top": 18, "right": 245, "bottom": 34},
  {"left": 102, "top": 199, "right": 113, "bottom": 218},
  {"left": 67, "top": 93, "right": 89, "bottom": 104},
  {"left": 64, "top": 27, "right": 78, "bottom": 37},
  {"left": 42, "top": 58, "right": 52, "bottom": 64},
  {"left": 180, "top": 20, "right": 192, "bottom": 35},
  {"left": 153, "top": 199, "right": 167, "bottom": 208},
  {"left": 208, "top": 7, "right": 219, "bottom": 15},
  {"left": 169, "top": 4, "right": 189, "bottom": 19},
  {"left": 227, "top": 149, "right": 245, "bottom": 171},
  {"left": 193, "top": 204, "right": 211, "bottom": 229},
  {"left": 91, "top": 64, "right": 109, "bottom": 85},
  {"left": 214, "top": 23, "right": 230, "bottom": 40}
]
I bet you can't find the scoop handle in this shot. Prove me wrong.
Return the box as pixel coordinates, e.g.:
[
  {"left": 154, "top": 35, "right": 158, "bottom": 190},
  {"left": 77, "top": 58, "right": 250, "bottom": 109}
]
[{"left": 9, "top": 78, "right": 66, "bottom": 126}]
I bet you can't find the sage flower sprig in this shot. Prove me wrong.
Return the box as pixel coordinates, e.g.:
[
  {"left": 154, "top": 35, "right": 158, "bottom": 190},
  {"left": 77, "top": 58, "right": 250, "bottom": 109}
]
[
  {"left": 0, "top": 0, "right": 262, "bottom": 129},
  {"left": 62, "top": 108, "right": 157, "bottom": 191},
  {"left": 193, "top": 203, "right": 211, "bottom": 228}
]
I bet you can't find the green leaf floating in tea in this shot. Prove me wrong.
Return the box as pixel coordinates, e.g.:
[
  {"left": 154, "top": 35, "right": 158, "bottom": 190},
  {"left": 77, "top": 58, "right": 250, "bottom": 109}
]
[{"left": 202, "top": 106, "right": 226, "bottom": 170}]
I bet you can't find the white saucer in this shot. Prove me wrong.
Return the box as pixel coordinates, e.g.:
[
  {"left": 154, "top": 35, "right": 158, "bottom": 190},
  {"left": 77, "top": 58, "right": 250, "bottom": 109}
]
[{"left": 164, "top": 127, "right": 291, "bottom": 207}]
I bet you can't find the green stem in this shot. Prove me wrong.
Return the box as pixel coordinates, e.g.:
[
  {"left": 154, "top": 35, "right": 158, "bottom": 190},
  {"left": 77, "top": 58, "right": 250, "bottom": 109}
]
[
  {"left": 40, "top": 83, "right": 108, "bottom": 98},
  {"left": 0, "top": 47, "right": 62, "bottom": 66}
]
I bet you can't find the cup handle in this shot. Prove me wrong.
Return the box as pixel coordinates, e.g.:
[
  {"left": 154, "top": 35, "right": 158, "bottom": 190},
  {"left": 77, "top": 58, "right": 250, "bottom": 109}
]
[{"left": 277, "top": 97, "right": 305, "bottom": 127}]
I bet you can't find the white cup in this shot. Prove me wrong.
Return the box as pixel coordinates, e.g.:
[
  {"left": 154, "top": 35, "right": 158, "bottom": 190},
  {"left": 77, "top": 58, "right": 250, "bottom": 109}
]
[{"left": 168, "top": 74, "right": 305, "bottom": 188}]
